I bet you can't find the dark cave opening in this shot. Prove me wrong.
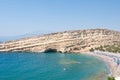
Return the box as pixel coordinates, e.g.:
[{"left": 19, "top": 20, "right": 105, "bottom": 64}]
[{"left": 44, "top": 48, "right": 57, "bottom": 53}]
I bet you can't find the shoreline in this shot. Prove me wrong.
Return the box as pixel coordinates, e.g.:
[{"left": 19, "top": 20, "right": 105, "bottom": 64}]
[
  {"left": 83, "top": 51, "right": 120, "bottom": 80},
  {"left": 0, "top": 51, "right": 119, "bottom": 80}
]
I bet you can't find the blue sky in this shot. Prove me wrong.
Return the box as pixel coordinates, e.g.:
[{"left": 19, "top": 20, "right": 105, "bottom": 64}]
[{"left": 0, "top": 0, "right": 120, "bottom": 36}]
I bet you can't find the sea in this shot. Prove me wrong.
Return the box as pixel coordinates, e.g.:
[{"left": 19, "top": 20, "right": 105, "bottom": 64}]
[{"left": 0, "top": 52, "right": 110, "bottom": 80}]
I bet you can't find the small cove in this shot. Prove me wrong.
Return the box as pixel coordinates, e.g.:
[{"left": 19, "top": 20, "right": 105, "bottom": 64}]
[{"left": 0, "top": 52, "right": 109, "bottom": 80}]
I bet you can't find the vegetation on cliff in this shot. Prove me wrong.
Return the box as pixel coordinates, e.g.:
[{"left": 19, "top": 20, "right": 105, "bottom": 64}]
[
  {"left": 0, "top": 29, "right": 120, "bottom": 52},
  {"left": 90, "top": 44, "right": 120, "bottom": 53},
  {"left": 107, "top": 76, "right": 115, "bottom": 80}
]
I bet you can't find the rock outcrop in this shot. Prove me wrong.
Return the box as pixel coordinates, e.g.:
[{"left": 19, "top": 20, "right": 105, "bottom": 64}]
[{"left": 0, "top": 29, "right": 120, "bottom": 53}]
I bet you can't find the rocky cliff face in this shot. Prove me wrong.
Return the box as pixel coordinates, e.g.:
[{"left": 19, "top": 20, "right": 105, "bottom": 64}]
[{"left": 0, "top": 29, "right": 120, "bottom": 53}]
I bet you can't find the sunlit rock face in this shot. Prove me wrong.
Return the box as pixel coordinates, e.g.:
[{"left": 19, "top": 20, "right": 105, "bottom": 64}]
[{"left": 0, "top": 29, "right": 120, "bottom": 53}]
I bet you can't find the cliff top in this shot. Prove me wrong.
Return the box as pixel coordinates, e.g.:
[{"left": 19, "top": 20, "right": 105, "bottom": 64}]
[{"left": 2, "top": 28, "right": 120, "bottom": 43}]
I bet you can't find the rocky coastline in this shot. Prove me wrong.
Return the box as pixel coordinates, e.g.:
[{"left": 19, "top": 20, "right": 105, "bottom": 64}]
[
  {"left": 0, "top": 28, "right": 120, "bottom": 79},
  {"left": 0, "top": 29, "right": 120, "bottom": 53}
]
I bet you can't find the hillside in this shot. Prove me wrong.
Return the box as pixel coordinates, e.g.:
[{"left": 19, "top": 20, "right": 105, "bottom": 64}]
[{"left": 0, "top": 29, "right": 120, "bottom": 53}]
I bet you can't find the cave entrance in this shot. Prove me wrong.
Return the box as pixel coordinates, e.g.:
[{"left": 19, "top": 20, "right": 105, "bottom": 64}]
[{"left": 44, "top": 48, "right": 57, "bottom": 53}]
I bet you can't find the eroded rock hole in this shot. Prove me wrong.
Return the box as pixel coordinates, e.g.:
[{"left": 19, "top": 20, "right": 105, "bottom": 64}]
[{"left": 44, "top": 48, "right": 57, "bottom": 53}]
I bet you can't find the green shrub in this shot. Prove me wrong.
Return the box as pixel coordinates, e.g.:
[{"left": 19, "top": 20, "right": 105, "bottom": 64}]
[
  {"left": 107, "top": 76, "right": 115, "bottom": 80},
  {"left": 94, "top": 44, "right": 120, "bottom": 53},
  {"left": 89, "top": 48, "right": 94, "bottom": 52}
]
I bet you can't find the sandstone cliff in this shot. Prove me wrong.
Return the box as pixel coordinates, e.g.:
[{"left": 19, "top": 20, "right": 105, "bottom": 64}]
[{"left": 0, "top": 29, "right": 120, "bottom": 53}]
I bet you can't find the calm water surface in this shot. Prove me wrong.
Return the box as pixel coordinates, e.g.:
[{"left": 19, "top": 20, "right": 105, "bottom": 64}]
[{"left": 0, "top": 52, "right": 109, "bottom": 80}]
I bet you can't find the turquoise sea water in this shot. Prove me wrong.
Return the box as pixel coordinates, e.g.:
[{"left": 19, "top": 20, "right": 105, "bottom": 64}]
[{"left": 0, "top": 52, "right": 109, "bottom": 80}]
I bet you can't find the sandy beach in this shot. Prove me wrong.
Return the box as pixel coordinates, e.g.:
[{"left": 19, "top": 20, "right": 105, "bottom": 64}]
[{"left": 84, "top": 51, "right": 120, "bottom": 80}]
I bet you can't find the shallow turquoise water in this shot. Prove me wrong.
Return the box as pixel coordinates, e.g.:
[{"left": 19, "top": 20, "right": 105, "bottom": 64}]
[{"left": 0, "top": 52, "right": 109, "bottom": 80}]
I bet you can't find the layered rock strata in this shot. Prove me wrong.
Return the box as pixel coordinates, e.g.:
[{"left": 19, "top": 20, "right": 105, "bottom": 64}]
[{"left": 0, "top": 29, "right": 120, "bottom": 53}]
